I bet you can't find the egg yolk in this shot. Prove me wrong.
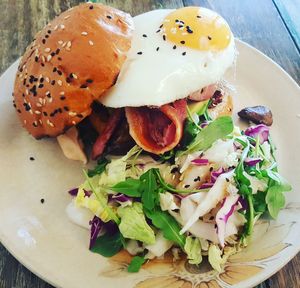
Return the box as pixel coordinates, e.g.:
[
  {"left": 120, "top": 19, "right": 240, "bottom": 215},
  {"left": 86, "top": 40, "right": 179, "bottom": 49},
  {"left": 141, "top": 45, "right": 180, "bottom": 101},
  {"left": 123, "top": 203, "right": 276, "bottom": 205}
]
[{"left": 162, "top": 7, "right": 231, "bottom": 51}]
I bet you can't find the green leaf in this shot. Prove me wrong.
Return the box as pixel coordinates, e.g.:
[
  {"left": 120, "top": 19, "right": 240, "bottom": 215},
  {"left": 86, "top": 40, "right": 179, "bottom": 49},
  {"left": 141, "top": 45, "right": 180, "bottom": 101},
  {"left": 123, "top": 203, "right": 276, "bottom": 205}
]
[
  {"left": 179, "top": 116, "right": 234, "bottom": 156},
  {"left": 253, "top": 191, "right": 267, "bottom": 214},
  {"left": 266, "top": 183, "right": 286, "bottom": 218},
  {"left": 110, "top": 178, "right": 142, "bottom": 197},
  {"left": 127, "top": 256, "right": 146, "bottom": 273},
  {"left": 184, "top": 236, "right": 202, "bottom": 265},
  {"left": 145, "top": 208, "right": 186, "bottom": 249},
  {"left": 118, "top": 203, "right": 155, "bottom": 245},
  {"left": 140, "top": 169, "right": 158, "bottom": 210},
  {"left": 91, "top": 230, "right": 123, "bottom": 257},
  {"left": 181, "top": 119, "right": 201, "bottom": 148},
  {"left": 87, "top": 158, "right": 110, "bottom": 177}
]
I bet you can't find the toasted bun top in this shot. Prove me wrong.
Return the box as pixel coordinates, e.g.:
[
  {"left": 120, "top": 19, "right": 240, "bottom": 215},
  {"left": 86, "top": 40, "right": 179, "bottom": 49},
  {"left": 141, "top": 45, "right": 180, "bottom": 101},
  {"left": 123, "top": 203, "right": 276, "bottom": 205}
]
[{"left": 13, "top": 3, "right": 133, "bottom": 138}]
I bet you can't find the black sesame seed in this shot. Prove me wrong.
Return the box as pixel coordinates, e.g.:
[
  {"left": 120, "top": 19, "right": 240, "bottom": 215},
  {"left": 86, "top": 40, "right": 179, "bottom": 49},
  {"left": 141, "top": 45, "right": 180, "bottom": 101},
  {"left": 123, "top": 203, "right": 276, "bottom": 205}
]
[
  {"left": 46, "top": 93, "right": 52, "bottom": 98},
  {"left": 35, "top": 56, "right": 39, "bottom": 62},
  {"left": 159, "top": 24, "right": 163, "bottom": 28},
  {"left": 60, "top": 96, "right": 66, "bottom": 100},
  {"left": 173, "top": 45, "right": 177, "bottom": 49},
  {"left": 40, "top": 77, "right": 44, "bottom": 83},
  {"left": 180, "top": 40, "right": 185, "bottom": 44},
  {"left": 77, "top": 114, "right": 84, "bottom": 118},
  {"left": 58, "top": 57, "right": 62, "bottom": 61},
  {"left": 64, "top": 106, "right": 69, "bottom": 112},
  {"left": 53, "top": 67, "right": 57, "bottom": 72},
  {"left": 33, "top": 122, "right": 38, "bottom": 127},
  {"left": 171, "top": 167, "right": 179, "bottom": 174},
  {"left": 17, "top": 109, "right": 21, "bottom": 113},
  {"left": 40, "top": 198, "right": 45, "bottom": 204},
  {"left": 194, "top": 176, "right": 201, "bottom": 182},
  {"left": 51, "top": 52, "right": 55, "bottom": 57},
  {"left": 89, "top": 5, "right": 94, "bottom": 10},
  {"left": 22, "top": 93, "right": 25, "bottom": 97},
  {"left": 69, "top": 73, "right": 74, "bottom": 78},
  {"left": 58, "top": 108, "right": 62, "bottom": 113},
  {"left": 41, "top": 63, "right": 45, "bottom": 67},
  {"left": 187, "top": 26, "right": 193, "bottom": 34},
  {"left": 209, "top": 167, "right": 213, "bottom": 172},
  {"left": 156, "top": 29, "right": 161, "bottom": 33},
  {"left": 197, "top": 15, "right": 201, "bottom": 18},
  {"left": 47, "top": 30, "right": 51, "bottom": 34},
  {"left": 137, "top": 51, "right": 143, "bottom": 55},
  {"left": 178, "top": 25, "right": 184, "bottom": 28},
  {"left": 86, "top": 79, "right": 93, "bottom": 83},
  {"left": 208, "top": 36, "right": 212, "bottom": 40},
  {"left": 163, "top": 35, "right": 166, "bottom": 41},
  {"left": 13, "top": 103, "right": 16, "bottom": 108},
  {"left": 66, "top": 77, "right": 71, "bottom": 83},
  {"left": 106, "top": 15, "right": 112, "bottom": 19},
  {"left": 45, "top": 35, "right": 49, "bottom": 39},
  {"left": 43, "top": 112, "right": 48, "bottom": 116},
  {"left": 30, "top": 157, "right": 35, "bottom": 161},
  {"left": 56, "top": 48, "right": 60, "bottom": 54},
  {"left": 156, "top": 47, "right": 160, "bottom": 51},
  {"left": 42, "top": 39, "right": 46, "bottom": 44},
  {"left": 142, "top": 34, "right": 147, "bottom": 38},
  {"left": 184, "top": 184, "right": 190, "bottom": 188},
  {"left": 57, "top": 70, "right": 62, "bottom": 76},
  {"left": 38, "top": 83, "right": 44, "bottom": 89},
  {"left": 182, "top": 52, "right": 186, "bottom": 56},
  {"left": 23, "top": 79, "right": 26, "bottom": 85},
  {"left": 51, "top": 80, "right": 55, "bottom": 85},
  {"left": 50, "top": 112, "right": 55, "bottom": 117},
  {"left": 226, "top": 178, "right": 230, "bottom": 182},
  {"left": 201, "top": 88, "right": 204, "bottom": 93},
  {"left": 80, "top": 84, "right": 88, "bottom": 89},
  {"left": 175, "top": 19, "right": 179, "bottom": 23}
]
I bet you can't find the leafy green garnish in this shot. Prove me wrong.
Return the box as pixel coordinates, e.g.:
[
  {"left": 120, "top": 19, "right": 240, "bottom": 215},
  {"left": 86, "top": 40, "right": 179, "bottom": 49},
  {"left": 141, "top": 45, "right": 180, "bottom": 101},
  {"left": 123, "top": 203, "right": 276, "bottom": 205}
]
[
  {"left": 110, "top": 178, "right": 142, "bottom": 197},
  {"left": 145, "top": 208, "right": 186, "bottom": 249},
  {"left": 140, "top": 169, "right": 158, "bottom": 210},
  {"left": 127, "top": 256, "right": 146, "bottom": 273},
  {"left": 118, "top": 203, "right": 155, "bottom": 245},
  {"left": 91, "top": 230, "right": 124, "bottom": 257},
  {"left": 88, "top": 158, "right": 110, "bottom": 177},
  {"left": 184, "top": 236, "right": 202, "bottom": 265},
  {"left": 178, "top": 116, "right": 234, "bottom": 156}
]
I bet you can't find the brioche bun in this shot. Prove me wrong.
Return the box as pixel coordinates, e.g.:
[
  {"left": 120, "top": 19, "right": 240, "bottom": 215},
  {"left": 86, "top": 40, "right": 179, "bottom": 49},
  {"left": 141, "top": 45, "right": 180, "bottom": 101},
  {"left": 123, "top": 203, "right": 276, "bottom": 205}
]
[{"left": 13, "top": 3, "right": 133, "bottom": 138}]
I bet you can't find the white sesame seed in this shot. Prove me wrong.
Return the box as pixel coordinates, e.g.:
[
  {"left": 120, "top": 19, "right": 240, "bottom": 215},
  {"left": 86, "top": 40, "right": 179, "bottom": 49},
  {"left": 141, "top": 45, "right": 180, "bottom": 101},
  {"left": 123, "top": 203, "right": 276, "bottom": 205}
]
[
  {"left": 89, "top": 40, "right": 94, "bottom": 46},
  {"left": 39, "top": 98, "right": 43, "bottom": 104},
  {"left": 64, "top": 15, "right": 70, "bottom": 20},
  {"left": 45, "top": 91, "right": 50, "bottom": 96},
  {"left": 39, "top": 119, "right": 43, "bottom": 125},
  {"left": 60, "top": 91, "right": 65, "bottom": 96},
  {"left": 48, "top": 97, "right": 53, "bottom": 103},
  {"left": 36, "top": 103, "right": 42, "bottom": 107},
  {"left": 24, "top": 120, "right": 27, "bottom": 124},
  {"left": 60, "top": 24, "right": 65, "bottom": 30},
  {"left": 69, "top": 111, "right": 77, "bottom": 117},
  {"left": 72, "top": 73, "right": 78, "bottom": 79},
  {"left": 45, "top": 77, "right": 50, "bottom": 83},
  {"left": 81, "top": 32, "right": 88, "bottom": 36},
  {"left": 57, "top": 80, "right": 63, "bottom": 86},
  {"left": 67, "top": 41, "right": 72, "bottom": 48},
  {"left": 35, "top": 110, "right": 41, "bottom": 115},
  {"left": 44, "top": 48, "right": 51, "bottom": 53},
  {"left": 42, "top": 56, "right": 46, "bottom": 62},
  {"left": 33, "top": 121, "right": 38, "bottom": 126},
  {"left": 26, "top": 89, "right": 29, "bottom": 95},
  {"left": 58, "top": 40, "right": 63, "bottom": 45},
  {"left": 54, "top": 25, "right": 58, "bottom": 31},
  {"left": 62, "top": 42, "right": 67, "bottom": 48},
  {"left": 72, "top": 121, "right": 76, "bottom": 125},
  {"left": 47, "top": 119, "right": 55, "bottom": 127},
  {"left": 43, "top": 98, "right": 46, "bottom": 105},
  {"left": 29, "top": 110, "right": 33, "bottom": 115},
  {"left": 47, "top": 55, "right": 52, "bottom": 62},
  {"left": 66, "top": 47, "right": 71, "bottom": 51}
]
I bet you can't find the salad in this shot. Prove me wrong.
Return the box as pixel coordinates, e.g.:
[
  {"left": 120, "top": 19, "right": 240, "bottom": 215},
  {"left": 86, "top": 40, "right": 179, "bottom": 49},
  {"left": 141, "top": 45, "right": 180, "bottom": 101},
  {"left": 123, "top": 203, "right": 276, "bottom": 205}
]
[{"left": 67, "top": 101, "right": 291, "bottom": 273}]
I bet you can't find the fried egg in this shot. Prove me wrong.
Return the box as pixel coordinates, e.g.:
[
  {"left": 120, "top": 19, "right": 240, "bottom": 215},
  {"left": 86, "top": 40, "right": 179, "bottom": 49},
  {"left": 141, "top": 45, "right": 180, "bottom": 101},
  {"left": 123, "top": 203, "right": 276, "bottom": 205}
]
[{"left": 100, "top": 7, "right": 236, "bottom": 107}]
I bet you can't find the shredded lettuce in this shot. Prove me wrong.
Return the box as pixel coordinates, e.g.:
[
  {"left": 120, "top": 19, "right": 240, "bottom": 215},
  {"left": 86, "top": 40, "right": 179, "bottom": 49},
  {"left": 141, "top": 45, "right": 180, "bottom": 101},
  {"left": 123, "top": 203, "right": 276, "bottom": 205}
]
[
  {"left": 184, "top": 236, "right": 202, "bottom": 265},
  {"left": 118, "top": 203, "right": 155, "bottom": 245},
  {"left": 208, "top": 244, "right": 224, "bottom": 272}
]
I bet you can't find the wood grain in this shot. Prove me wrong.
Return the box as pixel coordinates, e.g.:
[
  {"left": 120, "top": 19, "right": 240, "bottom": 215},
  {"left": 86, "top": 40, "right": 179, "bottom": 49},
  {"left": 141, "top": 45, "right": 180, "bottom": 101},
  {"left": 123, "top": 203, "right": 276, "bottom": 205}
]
[{"left": 0, "top": 1, "right": 299, "bottom": 288}]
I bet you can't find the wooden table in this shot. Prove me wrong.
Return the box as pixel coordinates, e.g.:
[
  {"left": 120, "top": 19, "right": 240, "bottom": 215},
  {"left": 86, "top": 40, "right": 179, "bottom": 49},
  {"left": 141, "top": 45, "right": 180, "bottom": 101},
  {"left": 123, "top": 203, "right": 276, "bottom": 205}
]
[{"left": 0, "top": 0, "right": 299, "bottom": 287}]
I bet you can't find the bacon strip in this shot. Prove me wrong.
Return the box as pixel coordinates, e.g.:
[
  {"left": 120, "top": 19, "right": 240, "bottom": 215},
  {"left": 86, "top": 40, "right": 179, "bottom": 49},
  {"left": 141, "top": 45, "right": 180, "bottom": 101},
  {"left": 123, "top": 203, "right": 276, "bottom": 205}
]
[
  {"left": 125, "top": 99, "right": 187, "bottom": 154},
  {"left": 92, "top": 109, "right": 122, "bottom": 159}
]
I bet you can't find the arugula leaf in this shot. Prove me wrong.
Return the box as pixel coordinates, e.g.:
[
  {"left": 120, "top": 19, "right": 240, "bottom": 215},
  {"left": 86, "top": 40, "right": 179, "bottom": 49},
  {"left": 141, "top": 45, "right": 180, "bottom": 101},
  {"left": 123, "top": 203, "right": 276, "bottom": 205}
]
[
  {"left": 253, "top": 191, "right": 267, "bottom": 214},
  {"left": 140, "top": 169, "right": 158, "bottom": 210},
  {"left": 145, "top": 208, "right": 186, "bottom": 249},
  {"left": 110, "top": 178, "right": 142, "bottom": 197},
  {"left": 266, "top": 180, "right": 289, "bottom": 218},
  {"left": 88, "top": 158, "right": 110, "bottom": 177},
  {"left": 178, "top": 116, "right": 234, "bottom": 156},
  {"left": 127, "top": 256, "right": 146, "bottom": 273},
  {"left": 91, "top": 230, "right": 124, "bottom": 257},
  {"left": 181, "top": 119, "right": 201, "bottom": 148}
]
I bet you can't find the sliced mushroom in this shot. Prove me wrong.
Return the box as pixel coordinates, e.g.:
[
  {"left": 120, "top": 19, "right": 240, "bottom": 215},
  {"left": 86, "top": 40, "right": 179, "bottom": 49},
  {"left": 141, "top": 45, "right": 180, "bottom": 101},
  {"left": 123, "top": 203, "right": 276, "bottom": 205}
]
[
  {"left": 238, "top": 105, "right": 273, "bottom": 126},
  {"left": 57, "top": 126, "right": 87, "bottom": 164}
]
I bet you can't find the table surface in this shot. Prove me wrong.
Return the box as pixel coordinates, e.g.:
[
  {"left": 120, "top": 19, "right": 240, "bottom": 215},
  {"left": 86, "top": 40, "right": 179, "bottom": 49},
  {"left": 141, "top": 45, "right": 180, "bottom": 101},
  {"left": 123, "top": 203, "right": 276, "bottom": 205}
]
[{"left": 0, "top": 0, "right": 299, "bottom": 287}]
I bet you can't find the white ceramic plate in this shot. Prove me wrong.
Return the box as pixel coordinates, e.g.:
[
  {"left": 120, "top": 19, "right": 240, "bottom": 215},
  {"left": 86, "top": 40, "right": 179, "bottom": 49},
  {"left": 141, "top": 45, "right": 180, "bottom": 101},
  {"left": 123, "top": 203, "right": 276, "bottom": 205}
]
[{"left": 0, "top": 39, "right": 300, "bottom": 288}]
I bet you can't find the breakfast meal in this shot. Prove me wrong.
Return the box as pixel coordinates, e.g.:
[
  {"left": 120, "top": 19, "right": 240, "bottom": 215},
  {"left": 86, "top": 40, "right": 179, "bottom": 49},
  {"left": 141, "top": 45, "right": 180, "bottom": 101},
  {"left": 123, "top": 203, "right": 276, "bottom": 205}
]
[{"left": 12, "top": 3, "right": 291, "bottom": 273}]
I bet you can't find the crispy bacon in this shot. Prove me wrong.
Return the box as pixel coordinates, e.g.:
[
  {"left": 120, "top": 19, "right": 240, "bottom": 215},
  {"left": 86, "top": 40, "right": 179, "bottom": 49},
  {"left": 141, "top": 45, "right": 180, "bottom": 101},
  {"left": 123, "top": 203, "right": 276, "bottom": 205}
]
[
  {"left": 125, "top": 99, "right": 187, "bottom": 154},
  {"left": 91, "top": 109, "right": 122, "bottom": 159}
]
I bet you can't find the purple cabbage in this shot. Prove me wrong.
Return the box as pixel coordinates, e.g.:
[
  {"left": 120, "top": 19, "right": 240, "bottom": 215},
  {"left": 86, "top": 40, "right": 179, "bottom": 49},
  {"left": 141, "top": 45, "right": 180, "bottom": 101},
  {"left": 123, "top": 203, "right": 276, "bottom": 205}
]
[
  {"left": 199, "top": 182, "right": 214, "bottom": 189},
  {"left": 238, "top": 196, "right": 248, "bottom": 211},
  {"left": 111, "top": 193, "right": 133, "bottom": 203},
  {"left": 89, "top": 216, "right": 103, "bottom": 249},
  {"left": 244, "top": 124, "right": 269, "bottom": 144},
  {"left": 68, "top": 188, "right": 91, "bottom": 197},
  {"left": 244, "top": 157, "right": 262, "bottom": 166},
  {"left": 211, "top": 167, "right": 225, "bottom": 183},
  {"left": 191, "top": 158, "right": 209, "bottom": 166},
  {"left": 200, "top": 121, "right": 208, "bottom": 129}
]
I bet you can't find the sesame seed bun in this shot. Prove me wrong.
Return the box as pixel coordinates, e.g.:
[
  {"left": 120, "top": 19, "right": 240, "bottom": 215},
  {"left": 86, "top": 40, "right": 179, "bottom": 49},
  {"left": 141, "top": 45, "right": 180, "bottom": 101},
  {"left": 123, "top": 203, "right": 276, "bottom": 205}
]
[{"left": 13, "top": 3, "right": 133, "bottom": 138}]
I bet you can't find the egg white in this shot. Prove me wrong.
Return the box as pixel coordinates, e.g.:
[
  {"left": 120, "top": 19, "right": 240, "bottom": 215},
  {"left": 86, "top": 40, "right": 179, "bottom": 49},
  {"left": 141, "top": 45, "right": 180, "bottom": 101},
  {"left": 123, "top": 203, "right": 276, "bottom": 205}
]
[{"left": 100, "top": 9, "right": 236, "bottom": 108}]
